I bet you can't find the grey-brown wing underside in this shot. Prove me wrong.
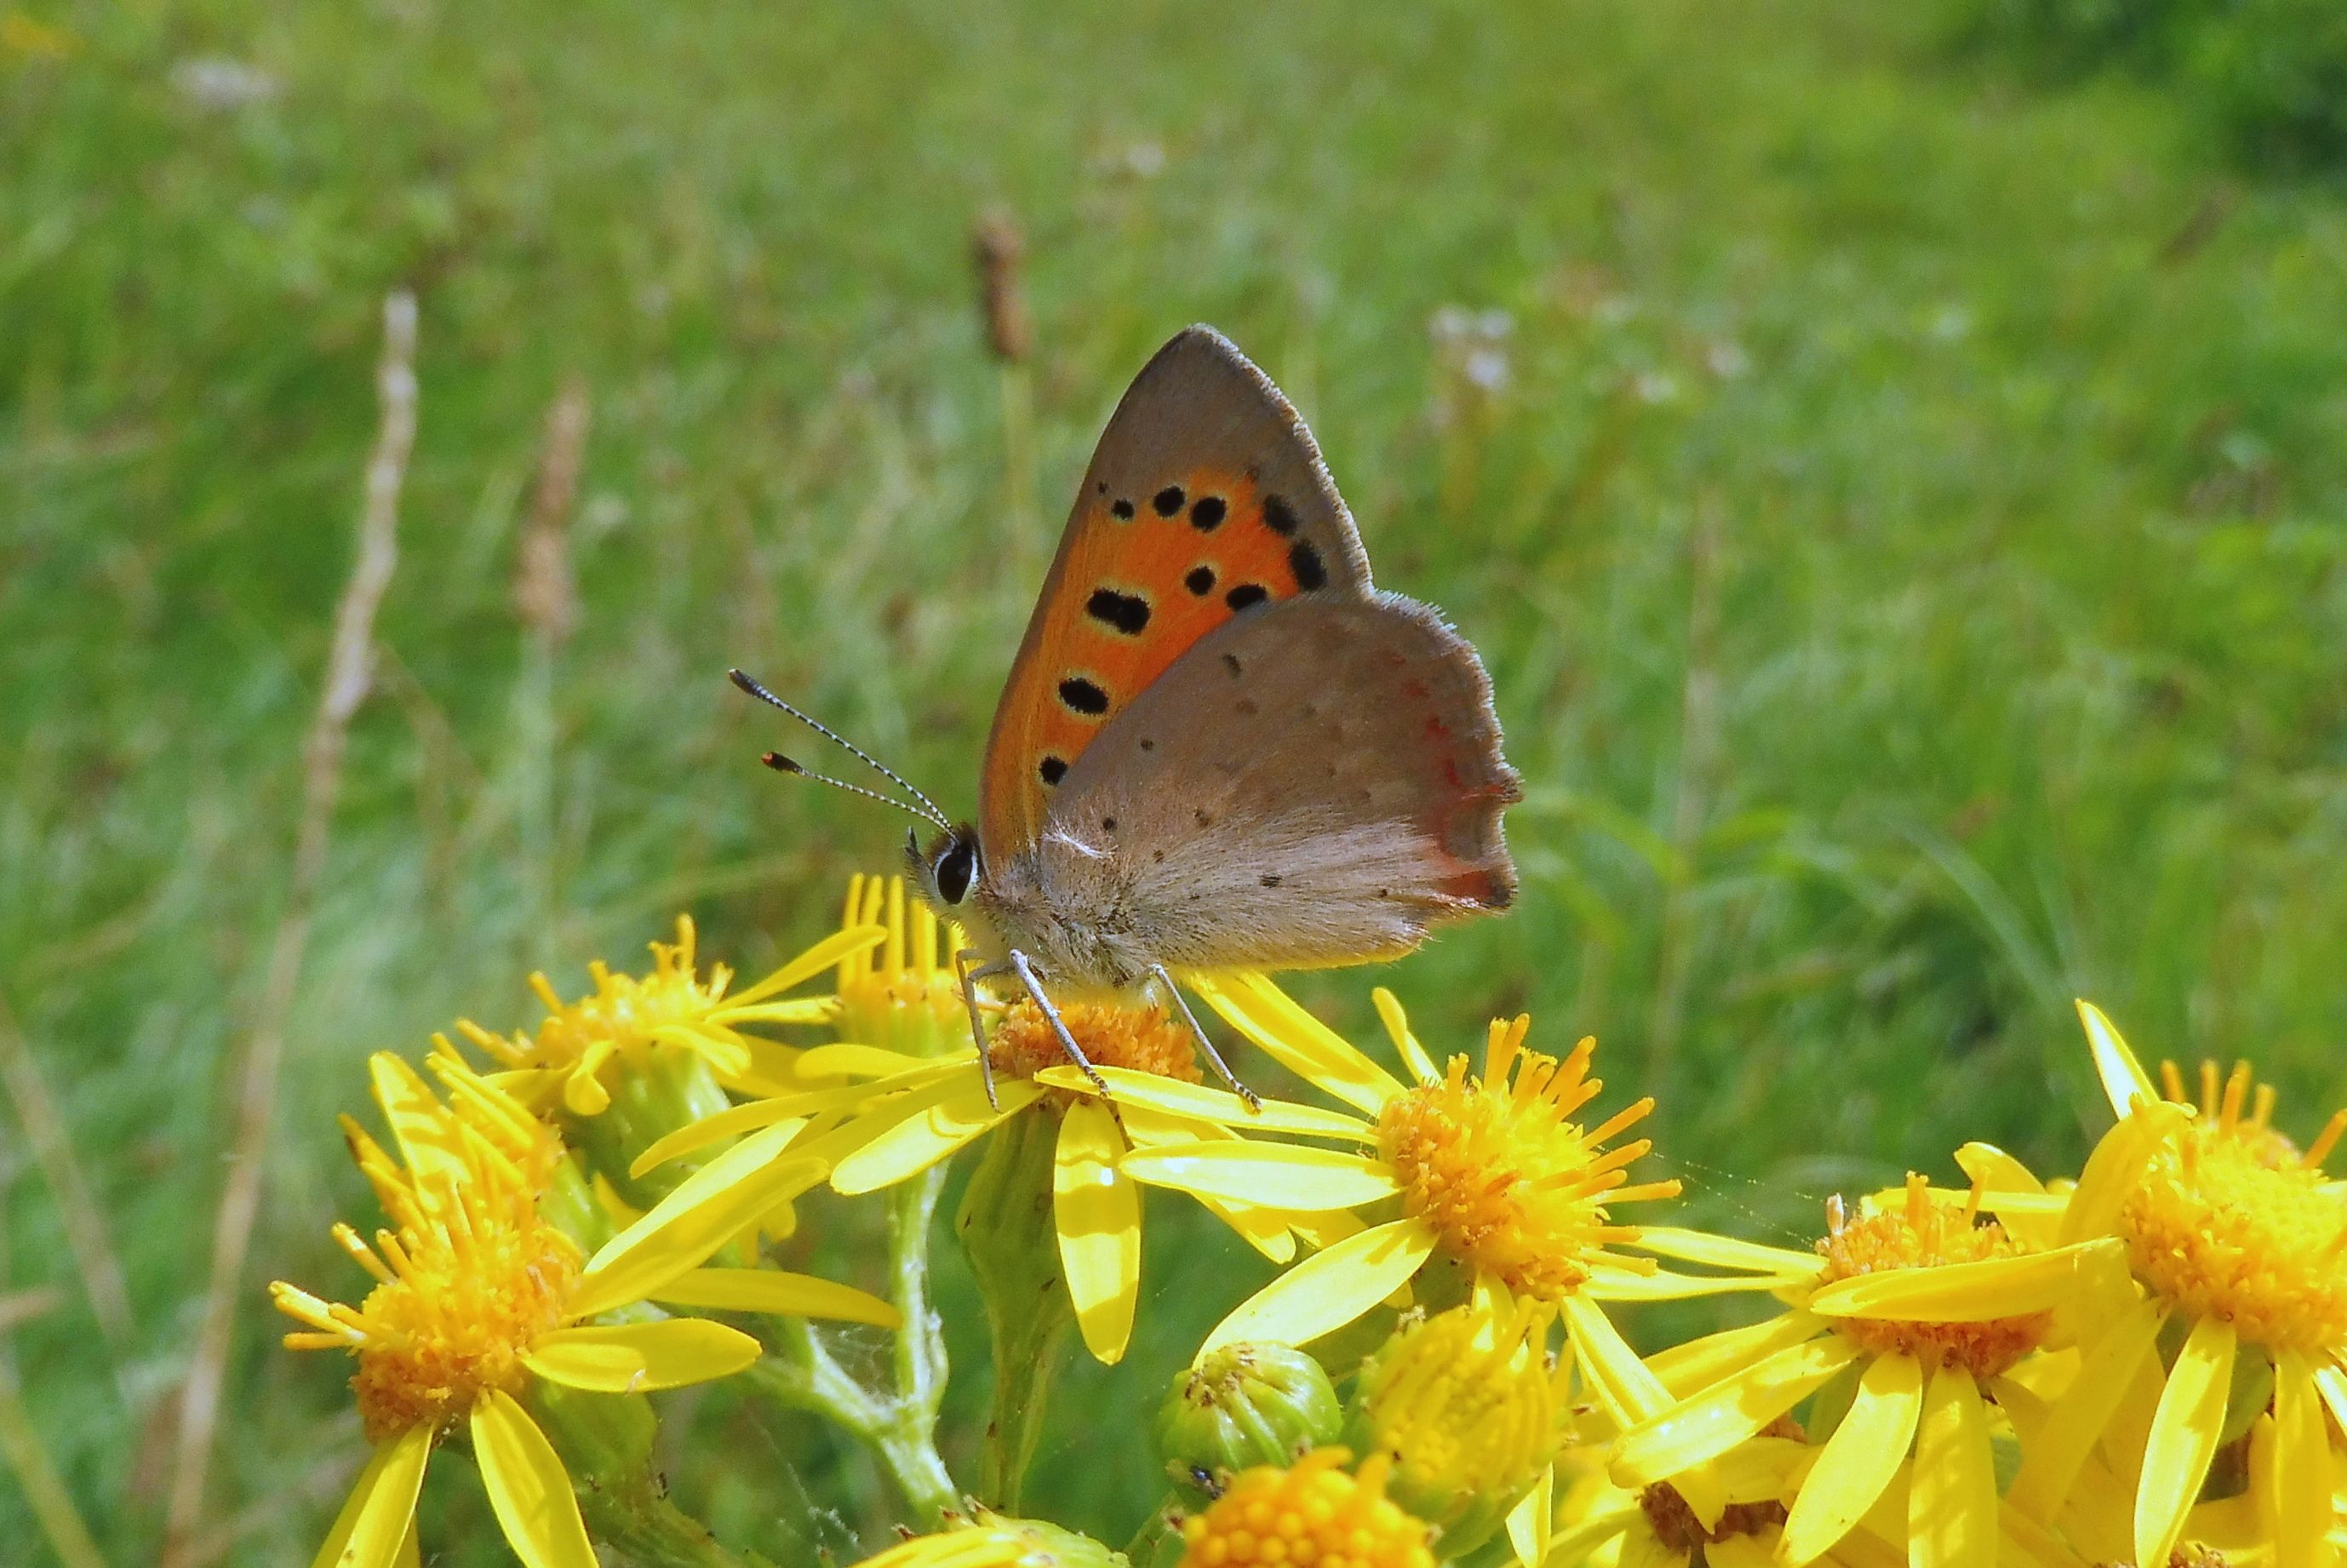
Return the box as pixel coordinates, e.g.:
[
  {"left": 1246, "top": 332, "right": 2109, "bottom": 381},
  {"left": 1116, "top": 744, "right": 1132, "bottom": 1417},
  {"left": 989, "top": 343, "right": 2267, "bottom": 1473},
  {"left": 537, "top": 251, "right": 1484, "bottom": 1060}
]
[{"left": 1038, "top": 592, "right": 1520, "bottom": 974}]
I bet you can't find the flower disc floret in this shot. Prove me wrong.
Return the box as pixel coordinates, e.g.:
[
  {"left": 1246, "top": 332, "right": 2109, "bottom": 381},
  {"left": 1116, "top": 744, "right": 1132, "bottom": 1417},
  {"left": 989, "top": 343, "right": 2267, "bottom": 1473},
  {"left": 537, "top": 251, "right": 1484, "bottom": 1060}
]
[
  {"left": 2118, "top": 1114, "right": 2347, "bottom": 1353},
  {"left": 1637, "top": 1484, "right": 1789, "bottom": 1558},
  {"left": 991, "top": 999, "right": 1201, "bottom": 1088},
  {"left": 1178, "top": 1449, "right": 1434, "bottom": 1568},
  {"left": 1372, "top": 1019, "right": 1672, "bottom": 1300},
  {"left": 1813, "top": 1174, "right": 2050, "bottom": 1378},
  {"left": 345, "top": 1197, "right": 582, "bottom": 1439}
]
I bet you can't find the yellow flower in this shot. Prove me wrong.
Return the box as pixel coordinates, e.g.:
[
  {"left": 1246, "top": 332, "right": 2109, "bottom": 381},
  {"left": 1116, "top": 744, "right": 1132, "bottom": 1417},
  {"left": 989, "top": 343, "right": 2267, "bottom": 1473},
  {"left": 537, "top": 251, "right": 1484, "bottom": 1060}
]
[
  {"left": 829, "top": 872, "right": 978, "bottom": 1057},
  {"left": 1118, "top": 981, "right": 1800, "bottom": 1388},
  {"left": 1177, "top": 1448, "right": 1434, "bottom": 1568},
  {"left": 1978, "top": 1001, "right": 2347, "bottom": 1568},
  {"left": 1608, "top": 1174, "right": 2112, "bottom": 1568},
  {"left": 272, "top": 1052, "right": 896, "bottom": 1568},
  {"left": 1348, "top": 1298, "right": 1570, "bottom": 1549},
  {"left": 1532, "top": 1434, "right": 1825, "bottom": 1568},
  {"left": 611, "top": 881, "right": 1366, "bottom": 1365},
  {"left": 459, "top": 910, "right": 887, "bottom": 1115}
]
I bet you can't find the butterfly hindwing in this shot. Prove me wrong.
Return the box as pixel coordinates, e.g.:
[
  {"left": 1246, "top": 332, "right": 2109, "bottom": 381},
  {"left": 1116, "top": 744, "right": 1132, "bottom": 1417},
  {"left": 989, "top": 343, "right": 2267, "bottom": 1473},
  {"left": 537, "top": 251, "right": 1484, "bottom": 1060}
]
[
  {"left": 976, "top": 327, "right": 1372, "bottom": 867},
  {"left": 1033, "top": 592, "right": 1520, "bottom": 973}
]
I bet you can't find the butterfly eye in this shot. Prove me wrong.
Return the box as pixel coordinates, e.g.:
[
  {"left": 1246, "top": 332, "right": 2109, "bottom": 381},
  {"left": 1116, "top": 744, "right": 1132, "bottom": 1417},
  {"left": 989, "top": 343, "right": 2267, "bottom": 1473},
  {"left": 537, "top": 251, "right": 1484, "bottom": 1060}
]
[{"left": 932, "top": 834, "right": 980, "bottom": 905}]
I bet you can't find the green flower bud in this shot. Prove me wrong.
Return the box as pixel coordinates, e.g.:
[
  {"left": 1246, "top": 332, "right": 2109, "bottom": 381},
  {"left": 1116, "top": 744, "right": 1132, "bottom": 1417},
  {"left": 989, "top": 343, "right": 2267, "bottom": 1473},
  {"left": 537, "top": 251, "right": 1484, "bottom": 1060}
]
[{"left": 1157, "top": 1342, "right": 1342, "bottom": 1496}]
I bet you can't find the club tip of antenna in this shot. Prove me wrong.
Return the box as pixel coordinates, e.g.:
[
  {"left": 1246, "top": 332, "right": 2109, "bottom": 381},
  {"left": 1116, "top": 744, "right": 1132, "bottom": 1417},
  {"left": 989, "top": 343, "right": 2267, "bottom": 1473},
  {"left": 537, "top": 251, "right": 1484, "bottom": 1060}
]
[
  {"left": 761, "top": 752, "right": 804, "bottom": 775},
  {"left": 727, "top": 667, "right": 761, "bottom": 694}
]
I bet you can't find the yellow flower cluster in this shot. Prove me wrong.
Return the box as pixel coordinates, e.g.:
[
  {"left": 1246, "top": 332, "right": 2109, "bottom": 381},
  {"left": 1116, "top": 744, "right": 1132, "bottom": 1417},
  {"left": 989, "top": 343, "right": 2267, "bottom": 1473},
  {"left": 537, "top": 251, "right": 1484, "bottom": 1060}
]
[{"left": 272, "top": 873, "right": 2347, "bottom": 1568}]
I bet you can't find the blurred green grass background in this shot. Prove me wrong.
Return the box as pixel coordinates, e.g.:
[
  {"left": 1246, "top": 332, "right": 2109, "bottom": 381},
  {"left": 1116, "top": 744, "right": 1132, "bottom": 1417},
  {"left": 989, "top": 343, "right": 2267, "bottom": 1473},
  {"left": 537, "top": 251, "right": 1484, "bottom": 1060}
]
[{"left": 7, "top": 0, "right": 2347, "bottom": 1562}]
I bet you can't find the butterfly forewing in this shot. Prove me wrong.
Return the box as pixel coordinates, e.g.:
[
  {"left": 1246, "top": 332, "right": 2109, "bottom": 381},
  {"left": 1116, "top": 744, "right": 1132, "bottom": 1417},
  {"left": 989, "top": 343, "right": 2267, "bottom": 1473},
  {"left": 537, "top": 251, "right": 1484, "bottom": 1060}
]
[
  {"left": 977, "top": 327, "right": 1373, "bottom": 867},
  {"left": 1034, "top": 592, "right": 1520, "bottom": 974}
]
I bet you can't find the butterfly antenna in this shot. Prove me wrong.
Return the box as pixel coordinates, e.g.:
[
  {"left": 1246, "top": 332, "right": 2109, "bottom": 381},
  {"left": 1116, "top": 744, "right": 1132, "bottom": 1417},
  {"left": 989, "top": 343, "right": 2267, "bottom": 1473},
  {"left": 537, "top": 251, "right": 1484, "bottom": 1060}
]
[
  {"left": 758, "top": 752, "right": 946, "bottom": 826},
  {"left": 728, "top": 668, "right": 953, "bottom": 831}
]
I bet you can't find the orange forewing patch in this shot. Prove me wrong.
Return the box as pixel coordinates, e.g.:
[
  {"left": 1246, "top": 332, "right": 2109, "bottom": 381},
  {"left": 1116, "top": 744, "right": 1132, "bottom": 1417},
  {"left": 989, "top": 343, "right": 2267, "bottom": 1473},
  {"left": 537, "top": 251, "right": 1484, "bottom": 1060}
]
[{"left": 980, "top": 466, "right": 1334, "bottom": 854}]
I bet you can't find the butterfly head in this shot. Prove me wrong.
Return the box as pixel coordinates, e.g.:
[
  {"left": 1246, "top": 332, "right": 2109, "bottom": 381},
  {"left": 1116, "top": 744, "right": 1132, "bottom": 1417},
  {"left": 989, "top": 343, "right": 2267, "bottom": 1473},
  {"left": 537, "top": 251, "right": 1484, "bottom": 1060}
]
[{"left": 910, "top": 824, "right": 983, "bottom": 908}]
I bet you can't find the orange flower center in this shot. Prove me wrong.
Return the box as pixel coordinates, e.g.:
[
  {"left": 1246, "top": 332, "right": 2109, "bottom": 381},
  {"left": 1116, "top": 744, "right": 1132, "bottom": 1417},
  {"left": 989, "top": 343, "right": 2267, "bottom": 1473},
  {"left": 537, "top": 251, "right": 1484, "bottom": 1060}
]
[
  {"left": 348, "top": 1212, "right": 579, "bottom": 1440},
  {"left": 1373, "top": 1020, "right": 1674, "bottom": 1300},
  {"left": 2117, "top": 1110, "right": 2347, "bottom": 1354},
  {"left": 1813, "top": 1175, "right": 2050, "bottom": 1379},
  {"left": 990, "top": 999, "right": 1201, "bottom": 1086}
]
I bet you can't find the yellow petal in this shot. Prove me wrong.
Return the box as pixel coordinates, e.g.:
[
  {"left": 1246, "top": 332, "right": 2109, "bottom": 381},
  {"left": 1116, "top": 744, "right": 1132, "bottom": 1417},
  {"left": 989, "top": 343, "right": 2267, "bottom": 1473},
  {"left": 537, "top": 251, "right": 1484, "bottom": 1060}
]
[
  {"left": 1617, "top": 1516, "right": 1685, "bottom": 1568},
  {"left": 1648, "top": 1312, "right": 1830, "bottom": 1399},
  {"left": 1704, "top": 1537, "right": 1774, "bottom": 1568},
  {"left": 650, "top": 1268, "right": 900, "bottom": 1327},
  {"left": 628, "top": 1103, "right": 807, "bottom": 1178},
  {"left": 2076, "top": 999, "right": 2158, "bottom": 1118},
  {"left": 1119, "top": 1141, "right": 1395, "bottom": 1210},
  {"left": 1779, "top": 1353, "right": 1922, "bottom": 1565},
  {"left": 2315, "top": 1361, "right": 2347, "bottom": 1437},
  {"left": 1565, "top": 1293, "right": 1678, "bottom": 1428},
  {"left": 1033, "top": 1064, "right": 1371, "bottom": 1137},
  {"left": 1116, "top": 1113, "right": 1299, "bottom": 1264},
  {"left": 1629, "top": 1227, "right": 1823, "bottom": 1279},
  {"left": 576, "top": 1124, "right": 827, "bottom": 1316},
  {"left": 523, "top": 1319, "right": 762, "bottom": 1392},
  {"left": 1369, "top": 987, "right": 1440, "bottom": 1084},
  {"left": 1199, "top": 1216, "right": 1437, "bottom": 1355},
  {"left": 2270, "top": 1354, "right": 2331, "bottom": 1568},
  {"left": 1611, "top": 1335, "right": 1861, "bottom": 1486},
  {"left": 368, "top": 1055, "right": 463, "bottom": 1197},
  {"left": 1586, "top": 1262, "right": 1800, "bottom": 1302},
  {"left": 1954, "top": 1141, "right": 2044, "bottom": 1195},
  {"left": 2008, "top": 1296, "right": 2160, "bottom": 1521},
  {"left": 2136, "top": 1314, "right": 2237, "bottom": 1568},
  {"left": 828, "top": 1079, "right": 1041, "bottom": 1195},
  {"left": 1188, "top": 970, "right": 1403, "bottom": 1116},
  {"left": 1055, "top": 1100, "right": 1141, "bottom": 1365},
  {"left": 1806, "top": 1239, "right": 2108, "bottom": 1322},
  {"left": 724, "top": 923, "right": 887, "bottom": 1005},
  {"left": 311, "top": 1423, "right": 432, "bottom": 1568},
  {"left": 796, "top": 1042, "right": 952, "bottom": 1081},
  {"left": 1909, "top": 1364, "right": 1996, "bottom": 1568},
  {"left": 2058, "top": 1107, "right": 2169, "bottom": 1247},
  {"left": 1504, "top": 1462, "right": 1552, "bottom": 1567},
  {"left": 470, "top": 1391, "right": 595, "bottom": 1568}
]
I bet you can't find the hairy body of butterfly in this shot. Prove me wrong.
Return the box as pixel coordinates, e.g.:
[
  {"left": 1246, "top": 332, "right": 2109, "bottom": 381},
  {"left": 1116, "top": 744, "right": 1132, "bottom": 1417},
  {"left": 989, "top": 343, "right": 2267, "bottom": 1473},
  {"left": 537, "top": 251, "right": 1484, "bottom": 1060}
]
[{"left": 907, "top": 325, "right": 1520, "bottom": 1096}]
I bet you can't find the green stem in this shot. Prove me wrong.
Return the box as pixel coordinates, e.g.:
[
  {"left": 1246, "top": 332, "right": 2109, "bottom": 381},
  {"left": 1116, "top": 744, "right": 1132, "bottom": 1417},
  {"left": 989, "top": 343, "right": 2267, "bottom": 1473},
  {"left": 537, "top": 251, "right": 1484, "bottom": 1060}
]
[
  {"left": 739, "top": 1164, "right": 960, "bottom": 1524},
  {"left": 578, "top": 1474, "right": 777, "bottom": 1568},
  {"left": 749, "top": 1321, "right": 959, "bottom": 1526},
  {"left": 956, "top": 1106, "right": 1071, "bottom": 1510}
]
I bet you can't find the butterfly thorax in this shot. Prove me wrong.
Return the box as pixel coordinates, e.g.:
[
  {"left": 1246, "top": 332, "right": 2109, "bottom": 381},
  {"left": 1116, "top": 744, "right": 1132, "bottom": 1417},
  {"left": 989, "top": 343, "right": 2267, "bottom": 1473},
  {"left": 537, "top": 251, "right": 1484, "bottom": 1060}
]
[{"left": 968, "top": 849, "right": 1162, "bottom": 996}]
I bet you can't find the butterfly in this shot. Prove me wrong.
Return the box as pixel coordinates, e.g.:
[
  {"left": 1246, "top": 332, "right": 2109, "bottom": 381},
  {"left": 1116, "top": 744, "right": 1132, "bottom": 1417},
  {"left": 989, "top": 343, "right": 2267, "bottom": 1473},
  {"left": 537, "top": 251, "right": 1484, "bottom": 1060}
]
[{"left": 736, "top": 326, "right": 1519, "bottom": 1102}]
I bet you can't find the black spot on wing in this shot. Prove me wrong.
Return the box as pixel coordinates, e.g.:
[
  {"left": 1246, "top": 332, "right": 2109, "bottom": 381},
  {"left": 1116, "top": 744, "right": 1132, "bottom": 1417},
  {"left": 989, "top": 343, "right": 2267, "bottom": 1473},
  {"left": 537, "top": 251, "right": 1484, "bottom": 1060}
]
[
  {"left": 1039, "top": 756, "right": 1068, "bottom": 786},
  {"left": 1289, "top": 541, "right": 1326, "bottom": 592},
  {"left": 1185, "top": 564, "right": 1216, "bottom": 596},
  {"left": 1262, "top": 493, "right": 1300, "bottom": 536},
  {"left": 1153, "top": 485, "right": 1186, "bottom": 517},
  {"left": 1111, "top": 498, "right": 1136, "bottom": 521},
  {"left": 1086, "top": 587, "right": 1151, "bottom": 635},
  {"left": 1057, "top": 677, "right": 1109, "bottom": 715},
  {"left": 1224, "top": 583, "right": 1268, "bottom": 612},
  {"left": 1190, "top": 495, "right": 1227, "bottom": 530}
]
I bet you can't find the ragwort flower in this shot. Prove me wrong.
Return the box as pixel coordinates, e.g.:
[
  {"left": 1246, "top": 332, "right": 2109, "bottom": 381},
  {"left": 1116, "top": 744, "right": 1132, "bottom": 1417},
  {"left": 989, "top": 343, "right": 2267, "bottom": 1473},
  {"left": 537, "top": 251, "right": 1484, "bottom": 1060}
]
[
  {"left": 1607, "top": 1173, "right": 2110, "bottom": 1568},
  {"left": 1119, "top": 981, "right": 1800, "bottom": 1386},
  {"left": 1976, "top": 1002, "right": 2347, "bottom": 1568},
  {"left": 272, "top": 1052, "right": 894, "bottom": 1568},
  {"left": 612, "top": 878, "right": 1363, "bottom": 1365},
  {"left": 458, "top": 909, "right": 886, "bottom": 1116}
]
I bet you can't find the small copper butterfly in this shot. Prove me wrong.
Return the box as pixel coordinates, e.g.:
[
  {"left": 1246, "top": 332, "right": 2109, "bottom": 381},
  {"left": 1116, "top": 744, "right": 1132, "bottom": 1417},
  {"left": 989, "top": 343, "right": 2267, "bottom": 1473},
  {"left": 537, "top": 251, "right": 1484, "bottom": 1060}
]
[{"left": 735, "top": 327, "right": 1520, "bottom": 1100}]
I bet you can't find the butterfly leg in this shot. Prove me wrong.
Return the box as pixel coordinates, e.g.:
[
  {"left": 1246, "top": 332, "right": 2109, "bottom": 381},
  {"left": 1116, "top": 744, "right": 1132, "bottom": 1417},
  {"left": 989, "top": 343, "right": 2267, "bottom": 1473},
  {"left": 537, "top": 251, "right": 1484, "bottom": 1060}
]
[
  {"left": 1006, "top": 949, "right": 1112, "bottom": 1096},
  {"left": 953, "top": 947, "right": 1000, "bottom": 1111},
  {"left": 1146, "top": 964, "right": 1261, "bottom": 1112}
]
